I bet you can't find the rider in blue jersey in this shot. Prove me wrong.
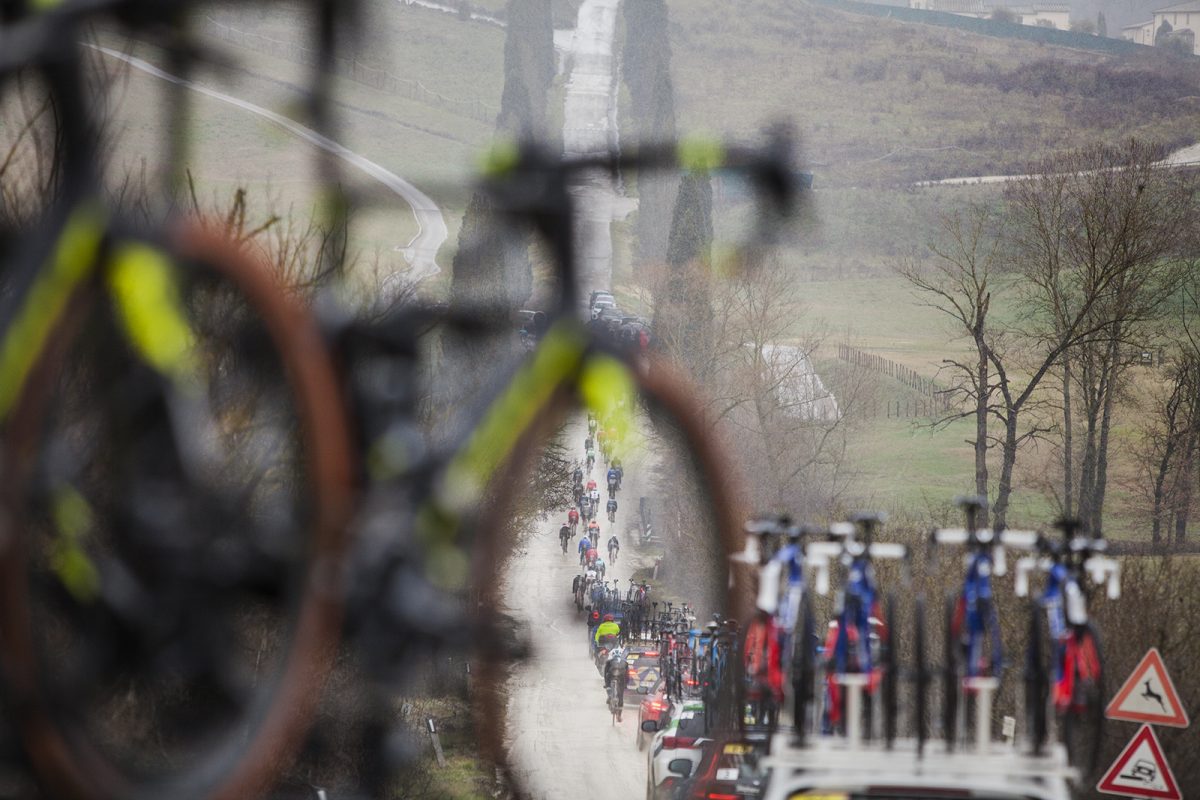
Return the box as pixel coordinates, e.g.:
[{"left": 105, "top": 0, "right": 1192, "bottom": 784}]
[{"left": 578, "top": 535, "right": 592, "bottom": 566}]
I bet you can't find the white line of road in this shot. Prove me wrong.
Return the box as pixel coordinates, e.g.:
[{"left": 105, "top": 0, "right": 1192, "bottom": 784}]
[
  {"left": 92, "top": 45, "right": 447, "bottom": 285},
  {"left": 913, "top": 141, "right": 1200, "bottom": 187},
  {"left": 398, "top": 0, "right": 506, "bottom": 28}
]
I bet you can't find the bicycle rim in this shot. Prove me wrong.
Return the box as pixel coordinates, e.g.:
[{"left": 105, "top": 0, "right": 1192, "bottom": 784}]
[
  {"left": 0, "top": 224, "right": 353, "bottom": 800},
  {"left": 882, "top": 594, "right": 897, "bottom": 748},
  {"left": 793, "top": 592, "right": 816, "bottom": 746},
  {"left": 1062, "top": 625, "right": 1104, "bottom": 775},
  {"left": 1024, "top": 603, "right": 1049, "bottom": 755},
  {"left": 942, "top": 593, "right": 959, "bottom": 750},
  {"left": 914, "top": 594, "right": 928, "bottom": 754}
]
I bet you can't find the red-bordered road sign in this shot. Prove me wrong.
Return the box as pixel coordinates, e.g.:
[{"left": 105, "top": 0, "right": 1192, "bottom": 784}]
[
  {"left": 1096, "top": 725, "right": 1182, "bottom": 800},
  {"left": 1105, "top": 648, "right": 1189, "bottom": 728}
]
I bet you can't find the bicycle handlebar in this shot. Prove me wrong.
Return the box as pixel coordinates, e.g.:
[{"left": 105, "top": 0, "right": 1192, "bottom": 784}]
[{"left": 1013, "top": 552, "right": 1121, "bottom": 599}]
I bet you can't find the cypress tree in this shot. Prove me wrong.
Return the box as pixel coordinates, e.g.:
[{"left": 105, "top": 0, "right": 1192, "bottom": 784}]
[
  {"left": 621, "top": 0, "right": 680, "bottom": 266},
  {"left": 452, "top": 0, "right": 553, "bottom": 311}
]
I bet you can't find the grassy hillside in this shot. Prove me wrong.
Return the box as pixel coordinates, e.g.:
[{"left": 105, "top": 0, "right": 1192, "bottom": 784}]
[
  {"left": 665, "top": 0, "right": 1199, "bottom": 185},
  {"left": 611, "top": 1, "right": 1200, "bottom": 536}
]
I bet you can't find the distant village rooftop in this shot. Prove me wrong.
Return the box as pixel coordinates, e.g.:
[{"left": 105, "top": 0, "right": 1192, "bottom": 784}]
[{"left": 1152, "top": 0, "right": 1200, "bottom": 12}]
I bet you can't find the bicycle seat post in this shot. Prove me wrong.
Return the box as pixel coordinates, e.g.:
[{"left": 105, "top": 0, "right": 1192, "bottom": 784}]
[
  {"left": 851, "top": 512, "right": 885, "bottom": 547},
  {"left": 955, "top": 494, "right": 987, "bottom": 545}
]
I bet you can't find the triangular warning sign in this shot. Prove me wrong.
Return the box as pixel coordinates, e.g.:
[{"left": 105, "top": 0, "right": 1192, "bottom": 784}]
[
  {"left": 1106, "top": 648, "right": 1189, "bottom": 728},
  {"left": 1097, "top": 725, "right": 1181, "bottom": 800}
]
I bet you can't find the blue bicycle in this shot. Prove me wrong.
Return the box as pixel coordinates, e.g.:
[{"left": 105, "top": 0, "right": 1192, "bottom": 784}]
[
  {"left": 735, "top": 516, "right": 818, "bottom": 738},
  {"left": 932, "top": 496, "right": 1037, "bottom": 749},
  {"left": 809, "top": 514, "right": 907, "bottom": 744}
]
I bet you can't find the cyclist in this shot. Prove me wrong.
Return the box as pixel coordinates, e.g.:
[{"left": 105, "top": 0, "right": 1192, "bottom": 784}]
[
  {"left": 588, "top": 518, "right": 601, "bottom": 539},
  {"left": 572, "top": 463, "right": 583, "bottom": 486},
  {"left": 584, "top": 434, "right": 594, "bottom": 452},
  {"left": 559, "top": 523, "right": 571, "bottom": 553},
  {"left": 588, "top": 415, "right": 597, "bottom": 436},
  {"left": 612, "top": 458, "right": 623, "bottom": 489},
  {"left": 608, "top": 534, "right": 620, "bottom": 563},
  {"left": 580, "top": 495, "right": 593, "bottom": 521},
  {"left": 595, "top": 613, "right": 621, "bottom": 646},
  {"left": 607, "top": 466, "right": 619, "bottom": 497},
  {"left": 578, "top": 534, "right": 592, "bottom": 566},
  {"left": 586, "top": 546, "right": 599, "bottom": 569},
  {"left": 586, "top": 445, "right": 596, "bottom": 471},
  {"left": 586, "top": 478, "right": 598, "bottom": 493},
  {"left": 604, "top": 645, "right": 630, "bottom": 720},
  {"left": 606, "top": 496, "right": 618, "bottom": 523},
  {"left": 572, "top": 481, "right": 584, "bottom": 505},
  {"left": 595, "top": 556, "right": 606, "bottom": 580},
  {"left": 589, "top": 486, "right": 601, "bottom": 508},
  {"left": 567, "top": 506, "right": 580, "bottom": 533}
]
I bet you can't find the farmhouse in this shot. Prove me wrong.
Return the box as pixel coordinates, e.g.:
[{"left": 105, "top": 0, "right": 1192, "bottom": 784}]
[
  {"left": 1151, "top": 0, "right": 1200, "bottom": 53},
  {"left": 1121, "top": 19, "right": 1155, "bottom": 44}
]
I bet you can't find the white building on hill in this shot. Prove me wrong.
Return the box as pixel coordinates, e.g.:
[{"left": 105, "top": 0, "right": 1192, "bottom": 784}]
[
  {"left": 1121, "top": 19, "right": 1155, "bottom": 44},
  {"left": 1151, "top": 0, "right": 1200, "bottom": 53},
  {"left": 908, "top": 0, "right": 1070, "bottom": 29}
]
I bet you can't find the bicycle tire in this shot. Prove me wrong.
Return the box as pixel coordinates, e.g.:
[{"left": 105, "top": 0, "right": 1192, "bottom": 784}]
[
  {"left": 943, "top": 593, "right": 959, "bottom": 751},
  {"left": 1024, "top": 603, "right": 1049, "bottom": 755},
  {"left": 468, "top": 354, "right": 746, "bottom": 787},
  {"left": 792, "top": 592, "right": 816, "bottom": 746},
  {"left": 0, "top": 224, "right": 354, "bottom": 800},
  {"left": 882, "top": 594, "right": 898, "bottom": 748},
  {"left": 914, "top": 594, "right": 928, "bottom": 755},
  {"left": 1061, "top": 624, "right": 1104, "bottom": 775}
]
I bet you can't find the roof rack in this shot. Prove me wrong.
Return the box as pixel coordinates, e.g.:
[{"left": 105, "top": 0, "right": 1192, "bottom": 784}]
[{"left": 764, "top": 736, "right": 1077, "bottom": 797}]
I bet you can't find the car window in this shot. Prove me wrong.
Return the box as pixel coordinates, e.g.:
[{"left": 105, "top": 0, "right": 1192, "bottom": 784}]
[{"left": 675, "top": 710, "right": 709, "bottom": 738}]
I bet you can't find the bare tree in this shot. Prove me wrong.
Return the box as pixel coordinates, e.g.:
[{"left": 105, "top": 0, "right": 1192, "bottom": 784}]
[
  {"left": 901, "top": 140, "right": 1197, "bottom": 530},
  {"left": 898, "top": 205, "right": 1001, "bottom": 500},
  {"left": 1011, "top": 140, "right": 1196, "bottom": 532}
]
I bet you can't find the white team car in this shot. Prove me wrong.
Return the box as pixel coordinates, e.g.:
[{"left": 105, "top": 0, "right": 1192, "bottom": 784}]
[{"left": 642, "top": 699, "right": 712, "bottom": 800}]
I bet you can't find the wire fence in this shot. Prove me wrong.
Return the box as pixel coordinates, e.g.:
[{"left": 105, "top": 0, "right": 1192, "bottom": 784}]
[
  {"left": 204, "top": 17, "right": 499, "bottom": 125},
  {"left": 839, "top": 343, "right": 955, "bottom": 417}
]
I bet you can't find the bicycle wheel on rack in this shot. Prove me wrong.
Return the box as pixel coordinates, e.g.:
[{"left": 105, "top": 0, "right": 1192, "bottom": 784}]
[
  {"left": 882, "top": 594, "right": 898, "bottom": 748},
  {"left": 914, "top": 594, "right": 928, "bottom": 755},
  {"left": 943, "top": 593, "right": 960, "bottom": 750},
  {"left": 792, "top": 593, "right": 816, "bottom": 746},
  {"left": 1024, "top": 604, "right": 1049, "bottom": 755},
  {"left": 1061, "top": 624, "right": 1104, "bottom": 776},
  {"left": 0, "top": 224, "right": 354, "bottom": 800}
]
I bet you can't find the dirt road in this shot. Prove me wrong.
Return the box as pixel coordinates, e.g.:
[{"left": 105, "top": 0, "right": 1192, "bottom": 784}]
[
  {"left": 93, "top": 46, "right": 447, "bottom": 287},
  {"left": 502, "top": 420, "right": 652, "bottom": 799}
]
